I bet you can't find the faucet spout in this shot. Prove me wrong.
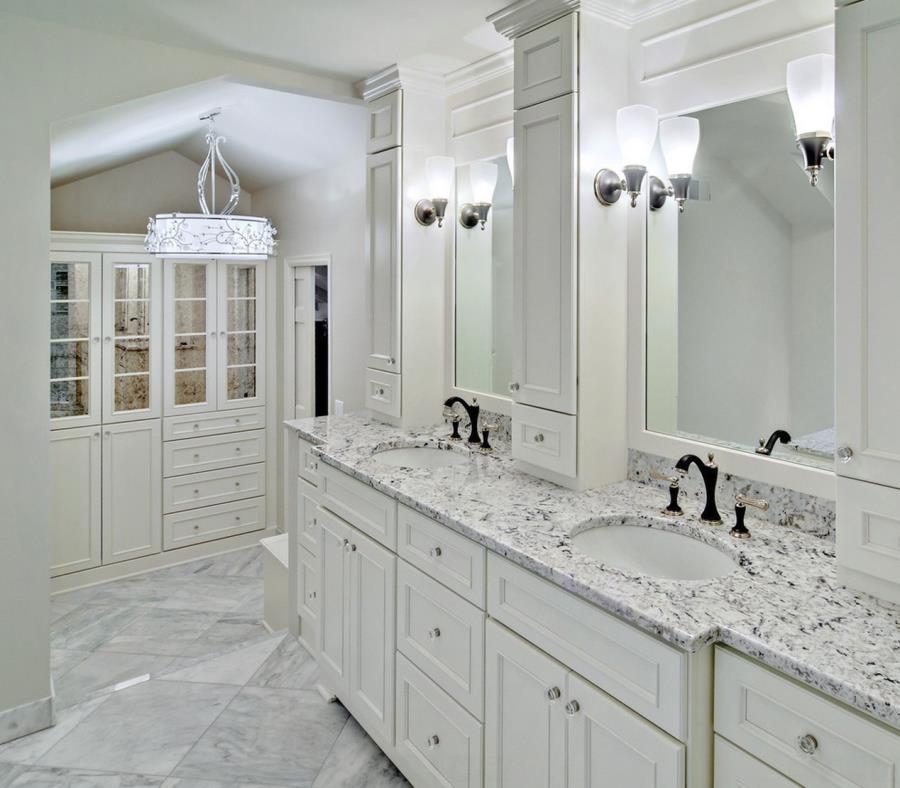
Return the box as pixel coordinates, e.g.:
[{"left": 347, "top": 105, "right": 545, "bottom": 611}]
[
  {"left": 675, "top": 453, "right": 722, "bottom": 524},
  {"left": 443, "top": 396, "right": 481, "bottom": 444}
]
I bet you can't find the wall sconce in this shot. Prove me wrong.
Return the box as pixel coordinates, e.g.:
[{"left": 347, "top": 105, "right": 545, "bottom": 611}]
[
  {"left": 506, "top": 137, "right": 515, "bottom": 189},
  {"left": 595, "top": 104, "right": 659, "bottom": 208},
  {"left": 460, "top": 160, "right": 498, "bottom": 230},
  {"left": 649, "top": 116, "right": 700, "bottom": 213},
  {"left": 415, "top": 155, "right": 455, "bottom": 227},
  {"left": 786, "top": 54, "right": 835, "bottom": 187}
]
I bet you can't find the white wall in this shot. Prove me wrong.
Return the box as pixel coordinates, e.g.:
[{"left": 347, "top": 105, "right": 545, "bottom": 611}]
[{"left": 51, "top": 150, "right": 253, "bottom": 234}]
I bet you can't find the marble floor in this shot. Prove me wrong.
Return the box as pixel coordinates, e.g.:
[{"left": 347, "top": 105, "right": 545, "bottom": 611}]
[{"left": 0, "top": 547, "right": 408, "bottom": 788}]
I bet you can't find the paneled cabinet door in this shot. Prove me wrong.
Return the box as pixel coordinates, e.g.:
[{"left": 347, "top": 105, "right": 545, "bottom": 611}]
[
  {"left": 835, "top": 0, "right": 900, "bottom": 486},
  {"left": 50, "top": 252, "right": 102, "bottom": 429},
  {"left": 484, "top": 620, "right": 568, "bottom": 788},
  {"left": 102, "top": 253, "right": 161, "bottom": 422},
  {"left": 317, "top": 508, "right": 352, "bottom": 696},
  {"left": 366, "top": 148, "right": 402, "bottom": 374},
  {"left": 511, "top": 93, "right": 577, "bottom": 415},
  {"left": 102, "top": 419, "right": 162, "bottom": 564},
  {"left": 50, "top": 426, "right": 102, "bottom": 576}
]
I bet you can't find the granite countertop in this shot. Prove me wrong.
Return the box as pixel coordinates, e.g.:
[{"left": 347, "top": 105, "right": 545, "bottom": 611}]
[{"left": 286, "top": 412, "right": 900, "bottom": 730}]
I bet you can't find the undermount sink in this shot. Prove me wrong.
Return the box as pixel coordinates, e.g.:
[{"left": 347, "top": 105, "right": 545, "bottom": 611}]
[
  {"left": 372, "top": 446, "right": 469, "bottom": 469},
  {"left": 571, "top": 519, "right": 738, "bottom": 581}
]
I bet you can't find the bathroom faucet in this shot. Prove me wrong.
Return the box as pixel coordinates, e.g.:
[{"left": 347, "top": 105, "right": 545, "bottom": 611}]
[
  {"left": 731, "top": 493, "right": 769, "bottom": 539},
  {"left": 755, "top": 428, "right": 792, "bottom": 456},
  {"left": 674, "top": 453, "right": 721, "bottom": 523},
  {"left": 443, "top": 396, "right": 481, "bottom": 444}
]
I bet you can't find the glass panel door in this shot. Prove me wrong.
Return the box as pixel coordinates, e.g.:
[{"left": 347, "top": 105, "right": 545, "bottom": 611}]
[{"left": 217, "top": 262, "right": 265, "bottom": 409}]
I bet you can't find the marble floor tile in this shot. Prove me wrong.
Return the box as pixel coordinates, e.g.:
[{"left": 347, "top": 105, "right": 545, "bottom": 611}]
[
  {"left": 70, "top": 576, "right": 171, "bottom": 608},
  {"left": 158, "top": 637, "right": 282, "bottom": 686},
  {"left": 161, "top": 778, "right": 295, "bottom": 788},
  {"left": 96, "top": 609, "right": 221, "bottom": 657},
  {"left": 172, "top": 687, "right": 348, "bottom": 786},
  {"left": 40, "top": 680, "right": 239, "bottom": 776},
  {"left": 50, "top": 598, "right": 80, "bottom": 624},
  {"left": 168, "top": 548, "right": 265, "bottom": 580},
  {"left": 51, "top": 649, "right": 92, "bottom": 681},
  {"left": 311, "top": 718, "right": 408, "bottom": 788},
  {"left": 53, "top": 651, "right": 175, "bottom": 710},
  {"left": 176, "top": 614, "right": 272, "bottom": 659},
  {"left": 150, "top": 576, "right": 263, "bottom": 614},
  {"left": 0, "top": 763, "right": 165, "bottom": 787},
  {"left": 248, "top": 635, "right": 319, "bottom": 691},
  {"left": 51, "top": 605, "right": 141, "bottom": 652}
]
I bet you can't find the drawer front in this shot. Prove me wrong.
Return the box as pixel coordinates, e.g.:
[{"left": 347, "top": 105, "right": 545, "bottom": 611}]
[
  {"left": 395, "top": 652, "right": 483, "bottom": 788},
  {"left": 297, "top": 477, "right": 320, "bottom": 556},
  {"left": 366, "top": 89, "right": 402, "bottom": 154},
  {"left": 511, "top": 403, "right": 576, "bottom": 478},
  {"left": 398, "top": 504, "right": 486, "bottom": 608},
  {"left": 714, "top": 647, "right": 900, "bottom": 788},
  {"left": 365, "top": 368, "right": 401, "bottom": 418},
  {"left": 164, "top": 429, "right": 266, "bottom": 476},
  {"left": 163, "top": 463, "right": 265, "bottom": 513},
  {"left": 163, "top": 497, "right": 266, "bottom": 550},
  {"left": 319, "top": 463, "right": 397, "bottom": 550},
  {"left": 513, "top": 14, "right": 578, "bottom": 109},
  {"left": 714, "top": 736, "right": 798, "bottom": 787},
  {"left": 298, "top": 436, "right": 321, "bottom": 487},
  {"left": 398, "top": 560, "right": 485, "bottom": 720},
  {"left": 487, "top": 553, "right": 687, "bottom": 740},
  {"left": 297, "top": 543, "right": 319, "bottom": 654},
  {"left": 164, "top": 407, "right": 265, "bottom": 440}
]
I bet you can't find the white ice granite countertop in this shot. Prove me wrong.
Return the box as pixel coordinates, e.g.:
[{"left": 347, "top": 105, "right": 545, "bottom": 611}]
[{"left": 286, "top": 413, "right": 900, "bottom": 730}]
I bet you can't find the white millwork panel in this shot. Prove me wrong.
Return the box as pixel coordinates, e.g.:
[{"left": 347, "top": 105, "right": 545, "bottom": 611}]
[
  {"left": 366, "top": 89, "right": 403, "bottom": 154},
  {"left": 163, "top": 463, "right": 266, "bottom": 513},
  {"left": 511, "top": 403, "right": 577, "bottom": 478},
  {"left": 365, "top": 368, "right": 401, "bottom": 419},
  {"left": 513, "top": 14, "right": 578, "bottom": 110},
  {"left": 163, "top": 497, "right": 265, "bottom": 551},
  {"left": 317, "top": 507, "right": 352, "bottom": 695},
  {"left": 713, "top": 736, "right": 797, "bottom": 788}
]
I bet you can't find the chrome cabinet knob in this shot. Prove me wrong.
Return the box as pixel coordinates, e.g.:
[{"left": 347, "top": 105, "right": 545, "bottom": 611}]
[
  {"left": 534, "top": 433, "right": 545, "bottom": 444},
  {"left": 565, "top": 700, "right": 580, "bottom": 716},
  {"left": 388, "top": 357, "right": 396, "bottom": 365},
  {"left": 427, "top": 627, "right": 441, "bottom": 640},
  {"left": 308, "top": 591, "right": 317, "bottom": 600},
  {"left": 92, "top": 336, "right": 100, "bottom": 344},
  {"left": 509, "top": 382, "right": 520, "bottom": 392},
  {"left": 546, "top": 686, "right": 561, "bottom": 701},
  {"left": 345, "top": 542, "right": 357, "bottom": 553},
  {"left": 429, "top": 546, "right": 442, "bottom": 558},
  {"left": 426, "top": 734, "right": 439, "bottom": 749},
  {"left": 797, "top": 734, "right": 818, "bottom": 755},
  {"left": 837, "top": 446, "right": 853, "bottom": 463}
]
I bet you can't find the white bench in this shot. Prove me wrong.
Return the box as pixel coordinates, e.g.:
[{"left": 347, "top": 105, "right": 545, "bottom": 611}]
[{"left": 260, "top": 533, "right": 289, "bottom": 631}]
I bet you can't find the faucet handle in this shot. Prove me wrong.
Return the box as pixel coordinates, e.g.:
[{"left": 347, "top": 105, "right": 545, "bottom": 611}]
[
  {"left": 442, "top": 406, "right": 460, "bottom": 422},
  {"left": 732, "top": 494, "right": 768, "bottom": 539},
  {"left": 650, "top": 469, "right": 679, "bottom": 486},
  {"left": 706, "top": 453, "right": 717, "bottom": 467},
  {"left": 735, "top": 493, "right": 769, "bottom": 512}
]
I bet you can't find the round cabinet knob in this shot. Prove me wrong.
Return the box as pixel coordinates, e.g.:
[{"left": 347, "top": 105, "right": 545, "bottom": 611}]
[
  {"left": 235, "top": 418, "right": 241, "bottom": 425},
  {"left": 92, "top": 336, "right": 100, "bottom": 344},
  {"left": 388, "top": 357, "right": 396, "bottom": 366},
  {"left": 426, "top": 734, "right": 440, "bottom": 749},
  {"left": 308, "top": 591, "right": 317, "bottom": 600},
  {"left": 797, "top": 734, "right": 818, "bottom": 755},
  {"left": 345, "top": 543, "right": 357, "bottom": 553},
  {"left": 104, "top": 336, "right": 111, "bottom": 343},
  {"left": 837, "top": 446, "right": 853, "bottom": 463},
  {"left": 235, "top": 515, "right": 241, "bottom": 522},
  {"left": 429, "top": 546, "right": 442, "bottom": 559},
  {"left": 193, "top": 489, "right": 200, "bottom": 495},
  {"left": 235, "top": 447, "right": 241, "bottom": 454},
  {"left": 342, "top": 539, "right": 349, "bottom": 547},
  {"left": 427, "top": 627, "right": 441, "bottom": 641},
  {"left": 193, "top": 453, "right": 200, "bottom": 461},
  {"left": 534, "top": 433, "right": 545, "bottom": 444},
  {"left": 565, "top": 700, "right": 580, "bottom": 716},
  {"left": 235, "top": 481, "right": 240, "bottom": 488},
  {"left": 546, "top": 686, "right": 561, "bottom": 701},
  {"left": 192, "top": 423, "right": 200, "bottom": 431},
  {"left": 509, "top": 382, "right": 520, "bottom": 392},
  {"left": 193, "top": 524, "right": 200, "bottom": 531}
]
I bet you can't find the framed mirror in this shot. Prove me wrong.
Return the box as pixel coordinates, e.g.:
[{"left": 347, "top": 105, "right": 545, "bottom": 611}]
[
  {"left": 452, "top": 154, "right": 514, "bottom": 405},
  {"left": 644, "top": 91, "right": 834, "bottom": 468}
]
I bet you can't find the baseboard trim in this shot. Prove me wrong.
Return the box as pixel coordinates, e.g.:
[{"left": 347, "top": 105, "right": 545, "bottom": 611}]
[{"left": 0, "top": 694, "right": 54, "bottom": 746}]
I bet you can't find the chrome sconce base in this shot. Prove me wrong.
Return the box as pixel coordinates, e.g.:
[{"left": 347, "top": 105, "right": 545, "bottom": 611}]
[
  {"left": 795, "top": 132, "right": 835, "bottom": 187},
  {"left": 648, "top": 174, "right": 692, "bottom": 213},
  {"left": 594, "top": 165, "right": 647, "bottom": 208},
  {"left": 459, "top": 202, "right": 491, "bottom": 230},
  {"left": 415, "top": 197, "right": 449, "bottom": 228}
]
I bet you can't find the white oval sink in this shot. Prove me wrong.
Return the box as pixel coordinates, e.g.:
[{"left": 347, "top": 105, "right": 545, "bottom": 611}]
[
  {"left": 571, "top": 523, "right": 737, "bottom": 580},
  {"left": 373, "top": 446, "right": 469, "bottom": 469}
]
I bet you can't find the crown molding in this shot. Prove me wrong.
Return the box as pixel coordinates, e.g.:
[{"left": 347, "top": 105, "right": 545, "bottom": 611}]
[
  {"left": 356, "top": 63, "right": 447, "bottom": 101},
  {"left": 445, "top": 48, "right": 515, "bottom": 95}
]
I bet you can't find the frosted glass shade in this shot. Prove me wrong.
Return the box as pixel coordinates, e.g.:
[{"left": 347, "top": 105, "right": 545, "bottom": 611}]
[
  {"left": 425, "top": 155, "right": 455, "bottom": 199},
  {"left": 470, "top": 160, "right": 498, "bottom": 203},
  {"left": 616, "top": 104, "right": 659, "bottom": 168},
  {"left": 506, "top": 137, "right": 515, "bottom": 188},
  {"left": 786, "top": 54, "right": 835, "bottom": 135},
  {"left": 659, "top": 116, "right": 700, "bottom": 176}
]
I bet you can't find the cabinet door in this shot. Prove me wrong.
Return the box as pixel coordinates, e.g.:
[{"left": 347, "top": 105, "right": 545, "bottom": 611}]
[
  {"left": 102, "top": 419, "right": 161, "bottom": 564},
  {"left": 297, "top": 477, "right": 319, "bottom": 555},
  {"left": 164, "top": 260, "right": 216, "bottom": 416},
  {"left": 512, "top": 93, "right": 577, "bottom": 414},
  {"left": 102, "top": 253, "right": 161, "bottom": 422},
  {"left": 50, "top": 426, "right": 101, "bottom": 576},
  {"left": 347, "top": 526, "right": 396, "bottom": 748},
  {"left": 513, "top": 14, "right": 578, "bottom": 109},
  {"left": 835, "top": 0, "right": 900, "bottom": 485},
  {"left": 317, "top": 507, "right": 352, "bottom": 696},
  {"left": 713, "top": 736, "right": 797, "bottom": 788},
  {"left": 217, "top": 261, "right": 266, "bottom": 410},
  {"left": 567, "top": 672, "right": 684, "bottom": 788},
  {"left": 485, "top": 620, "right": 568, "bottom": 788},
  {"left": 50, "top": 252, "right": 102, "bottom": 429},
  {"left": 366, "top": 90, "right": 402, "bottom": 153},
  {"left": 366, "top": 148, "right": 402, "bottom": 374}
]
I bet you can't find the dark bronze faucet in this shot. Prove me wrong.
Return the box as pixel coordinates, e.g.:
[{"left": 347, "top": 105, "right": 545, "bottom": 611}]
[
  {"left": 675, "top": 453, "right": 721, "bottom": 523},
  {"left": 443, "top": 396, "right": 481, "bottom": 444},
  {"left": 755, "top": 428, "right": 791, "bottom": 456}
]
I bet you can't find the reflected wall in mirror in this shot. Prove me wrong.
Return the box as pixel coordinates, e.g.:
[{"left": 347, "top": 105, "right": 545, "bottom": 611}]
[
  {"left": 646, "top": 91, "right": 834, "bottom": 466},
  {"left": 454, "top": 154, "right": 513, "bottom": 398}
]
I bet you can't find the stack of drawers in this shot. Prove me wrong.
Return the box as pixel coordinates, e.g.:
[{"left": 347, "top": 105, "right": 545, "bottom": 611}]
[
  {"left": 161, "top": 407, "right": 267, "bottom": 550},
  {"left": 295, "top": 437, "right": 321, "bottom": 653}
]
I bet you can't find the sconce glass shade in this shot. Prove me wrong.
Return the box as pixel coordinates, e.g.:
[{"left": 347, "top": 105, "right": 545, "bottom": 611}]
[
  {"left": 506, "top": 137, "right": 515, "bottom": 188},
  {"left": 659, "top": 116, "right": 700, "bottom": 176},
  {"left": 786, "top": 54, "right": 835, "bottom": 136},
  {"left": 425, "top": 155, "right": 455, "bottom": 199},
  {"left": 469, "top": 160, "right": 498, "bottom": 204},
  {"left": 616, "top": 104, "right": 659, "bottom": 167}
]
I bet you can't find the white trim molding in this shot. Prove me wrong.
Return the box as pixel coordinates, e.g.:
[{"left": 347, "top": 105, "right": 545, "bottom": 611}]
[
  {"left": 0, "top": 694, "right": 53, "bottom": 746},
  {"left": 445, "top": 49, "right": 515, "bottom": 95},
  {"left": 356, "top": 64, "right": 446, "bottom": 101}
]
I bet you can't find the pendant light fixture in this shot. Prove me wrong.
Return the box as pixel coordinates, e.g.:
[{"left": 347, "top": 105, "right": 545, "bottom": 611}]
[{"left": 145, "top": 109, "right": 276, "bottom": 260}]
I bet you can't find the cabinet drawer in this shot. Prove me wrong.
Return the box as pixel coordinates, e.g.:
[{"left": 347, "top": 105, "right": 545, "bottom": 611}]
[
  {"left": 319, "top": 463, "right": 397, "bottom": 550},
  {"left": 297, "top": 477, "right": 320, "bottom": 556},
  {"left": 487, "top": 553, "right": 687, "bottom": 740},
  {"left": 395, "top": 653, "right": 483, "bottom": 788},
  {"left": 714, "top": 647, "right": 900, "bottom": 787},
  {"left": 398, "top": 560, "right": 485, "bottom": 720},
  {"left": 163, "top": 497, "right": 265, "bottom": 550},
  {"left": 398, "top": 504, "right": 486, "bottom": 608},
  {"left": 365, "top": 368, "right": 401, "bottom": 418},
  {"left": 163, "top": 463, "right": 265, "bottom": 513},
  {"left": 513, "top": 14, "right": 578, "bottom": 109},
  {"left": 511, "top": 403, "right": 576, "bottom": 478},
  {"left": 163, "top": 429, "right": 266, "bottom": 476},
  {"left": 298, "top": 436, "right": 321, "bottom": 486},
  {"left": 163, "top": 407, "right": 265, "bottom": 440},
  {"left": 297, "top": 543, "right": 318, "bottom": 654},
  {"left": 714, "top": 736, "right": 798, "bottom": 787},
  {"left": 366, "top": 89, "right": 402, "bottom": 153}
]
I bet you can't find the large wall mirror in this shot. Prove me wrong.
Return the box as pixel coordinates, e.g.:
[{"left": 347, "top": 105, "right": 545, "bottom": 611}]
[
  {"left": 645, "top": 91, "right": 834, "bottom": 468},
  {"left": 454, "top": 154, "right": 513, "bottom": 400}
]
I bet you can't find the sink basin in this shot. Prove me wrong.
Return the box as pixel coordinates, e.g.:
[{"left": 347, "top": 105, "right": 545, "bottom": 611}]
[
  {"left": 372, "top": 446, "right": 469, "bottom": 469},
  {"left": 571, "top": 521, "right": 737, "bottom": 580}
]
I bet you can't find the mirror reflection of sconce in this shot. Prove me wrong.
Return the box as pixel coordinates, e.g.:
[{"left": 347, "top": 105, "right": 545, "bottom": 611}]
[
  {"left": 595, "top": 104, "right": 659, "bottom": 208},
  {"left": 460, "top": 161, "right": 498, "bottom": 230},
  {"left": 649, "top": 116, "right": 700, "bottom": 213},
  {"left": 415, "top": 155, "right": 455, "bottom": 227},
  {"left": 506, "top": 137, "right": 515, "bottom": 189},
  {"left": 786, "top": 54, "right": 835, "bottom": 187}
]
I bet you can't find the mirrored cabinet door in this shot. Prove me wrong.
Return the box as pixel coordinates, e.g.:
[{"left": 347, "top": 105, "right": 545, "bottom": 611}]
[
  {"left": 217, "top": 261, "right": 265, "bottom": 410},
  {"left": 50, "top": 253, "right": 102, "bottom": 429},
  {"left": 102, "top": 253, "right": 161, "bottom": 422}
]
